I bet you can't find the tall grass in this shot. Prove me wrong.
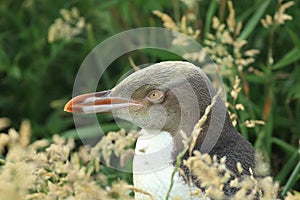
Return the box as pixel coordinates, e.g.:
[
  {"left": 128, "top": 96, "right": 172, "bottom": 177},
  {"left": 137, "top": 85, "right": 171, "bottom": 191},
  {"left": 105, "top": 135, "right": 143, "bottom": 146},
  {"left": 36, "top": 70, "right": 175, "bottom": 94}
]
[{"left": 0, "top": 0, "right": 299, "bottom": 198}]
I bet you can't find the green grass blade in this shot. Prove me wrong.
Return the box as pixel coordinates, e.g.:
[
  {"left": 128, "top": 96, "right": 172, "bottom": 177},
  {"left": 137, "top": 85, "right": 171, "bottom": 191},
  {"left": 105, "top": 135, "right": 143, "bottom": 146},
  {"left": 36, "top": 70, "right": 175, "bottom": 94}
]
[
  {"left": 282, "top": 158, "right": 300, "bottom": 196},
  {"left": 272, "top": 137, "right": 296, "bottom": 155},
  {"left": 272, "top": 48, "right": 300, "bottom": 70},
  {"left": 204, "top": 0, "right": 217, "bottom": 38},
  {"left": 240, "top": 0, "right": 271, "bottom": 40},
  {"left": 276, "top": 151, "right": 298, "bottom": 183},
  {"left": 287, "top": 29, "right": 300, "bottom": 49},
  {"left": 165, "top": 144, "right": 189, "bottom": 200},
  {"left": 237, "top": 4, "right": 257, "bottom": 22}
]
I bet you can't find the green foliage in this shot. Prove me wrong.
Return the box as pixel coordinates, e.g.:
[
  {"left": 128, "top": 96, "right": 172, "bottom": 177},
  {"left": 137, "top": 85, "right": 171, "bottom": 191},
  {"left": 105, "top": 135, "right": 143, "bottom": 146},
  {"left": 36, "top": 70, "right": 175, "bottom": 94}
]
[{"left": 0, "top": 0, "right": 299, "bottom": 197}]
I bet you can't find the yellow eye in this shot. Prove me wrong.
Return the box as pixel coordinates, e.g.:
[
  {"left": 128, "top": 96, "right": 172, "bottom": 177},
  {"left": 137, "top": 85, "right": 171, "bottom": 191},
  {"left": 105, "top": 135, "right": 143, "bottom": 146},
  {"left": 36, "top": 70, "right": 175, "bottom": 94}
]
[{"left": 146, "top": 90, "right": 164, "bottom": 103}]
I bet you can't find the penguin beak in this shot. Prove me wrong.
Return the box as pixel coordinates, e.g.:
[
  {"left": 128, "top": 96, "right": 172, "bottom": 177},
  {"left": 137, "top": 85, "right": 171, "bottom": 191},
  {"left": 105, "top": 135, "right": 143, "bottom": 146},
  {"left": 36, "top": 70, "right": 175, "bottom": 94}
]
[{"left": 64, "top": 90, "right": 143, "bottom": 114}]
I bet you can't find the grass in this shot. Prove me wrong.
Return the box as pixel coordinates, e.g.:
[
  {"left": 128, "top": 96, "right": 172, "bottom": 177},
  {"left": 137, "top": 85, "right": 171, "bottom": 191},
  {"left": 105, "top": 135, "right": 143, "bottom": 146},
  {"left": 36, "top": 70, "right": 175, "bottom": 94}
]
[{"left": 0, "top": 0, "right": 299, "bottom": 199}]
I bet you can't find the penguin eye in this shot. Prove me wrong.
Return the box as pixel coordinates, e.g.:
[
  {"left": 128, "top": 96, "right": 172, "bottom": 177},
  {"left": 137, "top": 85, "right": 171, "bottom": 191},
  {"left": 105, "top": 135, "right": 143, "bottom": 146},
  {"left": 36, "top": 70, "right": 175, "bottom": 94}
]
[{"left": 146, "top": 90, "right": 164, "bottom": 103}]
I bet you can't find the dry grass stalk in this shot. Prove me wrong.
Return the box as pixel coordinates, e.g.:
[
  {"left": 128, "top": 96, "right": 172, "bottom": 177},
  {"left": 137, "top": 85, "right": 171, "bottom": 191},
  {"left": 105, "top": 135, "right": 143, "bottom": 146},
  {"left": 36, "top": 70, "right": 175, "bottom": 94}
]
[
  {"left": 261, "top": 0, "right": 294, "bottom": 28},
  {"left": 0, "top": 123, "right": 136, "bottom": 200},
  {"left": 0, "top": 117, "right": 299, "bottom": 199},
  {"left": 153, "top": 6, "right": 200, "bottom": 40},
  {"left": 0, "top": 117, "right": 11, "bottom": 130},
  {"left": 189, "top": 90, "right": 220, "bottom": 156},
  {"left": 48, "top": 7, "right": 87, "bottom": 43}
]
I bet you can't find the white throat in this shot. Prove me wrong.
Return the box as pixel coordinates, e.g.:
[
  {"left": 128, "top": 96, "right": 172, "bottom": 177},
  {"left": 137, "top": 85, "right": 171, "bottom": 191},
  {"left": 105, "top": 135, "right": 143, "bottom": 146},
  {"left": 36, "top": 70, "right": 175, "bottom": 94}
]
[
  {"left": 133, "top": 129, "right": 205, "bottom": 200},
  {"left": 133, "top": 129, "right": 174, "bottom": 173}
]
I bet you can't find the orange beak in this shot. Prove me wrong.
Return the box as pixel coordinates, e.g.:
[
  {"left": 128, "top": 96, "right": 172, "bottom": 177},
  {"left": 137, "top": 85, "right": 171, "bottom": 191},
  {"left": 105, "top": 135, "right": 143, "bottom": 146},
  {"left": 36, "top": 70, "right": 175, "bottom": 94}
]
[{"left": 64, "top": 90, "right": 143, "bottom": 114}]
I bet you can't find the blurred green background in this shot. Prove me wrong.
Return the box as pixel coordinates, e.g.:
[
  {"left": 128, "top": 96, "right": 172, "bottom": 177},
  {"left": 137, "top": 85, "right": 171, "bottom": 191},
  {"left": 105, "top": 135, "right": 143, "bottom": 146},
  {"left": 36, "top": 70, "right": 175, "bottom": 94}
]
[{"left": 1, "top": 0, "right": 299, "bottom": 194}]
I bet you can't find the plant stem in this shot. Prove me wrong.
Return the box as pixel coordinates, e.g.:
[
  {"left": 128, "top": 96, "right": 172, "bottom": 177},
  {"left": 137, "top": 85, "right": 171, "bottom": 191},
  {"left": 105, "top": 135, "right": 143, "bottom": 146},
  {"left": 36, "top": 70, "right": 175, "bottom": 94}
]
[
  {"left": 165, "top": 145, "right": 189, "bottom": 200},
  {"left": 282, "top": 156, "right": 300, "bottom": 196}
]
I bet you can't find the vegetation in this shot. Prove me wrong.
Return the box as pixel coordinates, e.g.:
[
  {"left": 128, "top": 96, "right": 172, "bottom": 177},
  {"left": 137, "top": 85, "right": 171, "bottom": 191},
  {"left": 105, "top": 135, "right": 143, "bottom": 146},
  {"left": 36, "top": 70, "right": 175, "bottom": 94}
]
[{"left": 0, "top": 0, "right": 299, "bottom": 199}]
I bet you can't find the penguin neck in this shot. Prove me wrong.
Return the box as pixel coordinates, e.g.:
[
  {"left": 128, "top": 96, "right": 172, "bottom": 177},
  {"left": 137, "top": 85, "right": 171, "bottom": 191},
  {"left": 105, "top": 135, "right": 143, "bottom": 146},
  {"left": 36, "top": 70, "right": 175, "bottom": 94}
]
[
  {"left": 134, "top": 129, "right": 174, "bottom": 167},
  {"left": 135, "top": 129, "right": 174, "bottom": 155}
]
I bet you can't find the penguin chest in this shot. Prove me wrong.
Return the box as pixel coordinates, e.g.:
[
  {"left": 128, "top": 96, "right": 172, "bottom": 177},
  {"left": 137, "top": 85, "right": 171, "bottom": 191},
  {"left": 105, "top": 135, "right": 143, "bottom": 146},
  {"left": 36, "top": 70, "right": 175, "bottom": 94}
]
[
  {"left": 133, "top": 130, "right": 205, "bottom": 200},
  {"left": 134, "top": 164, "right": 194, "bottom": 199}
]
